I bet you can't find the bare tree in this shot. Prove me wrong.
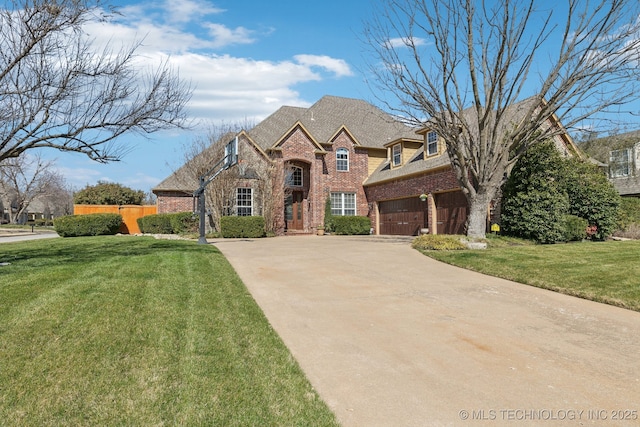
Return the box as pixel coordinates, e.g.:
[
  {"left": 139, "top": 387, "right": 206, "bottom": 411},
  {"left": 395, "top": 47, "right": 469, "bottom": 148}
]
[
  {"left": 176, "top": 123, "right": 249, "bottom": 233},
  {"left": 0, "top": 0, "right": 191, "bottom": 163},
  {"left": 0, "top": 152, "right": 67, "bottom": 223},
  {"left": 364, "top": 0, "right": 640, "bottom": 238}
]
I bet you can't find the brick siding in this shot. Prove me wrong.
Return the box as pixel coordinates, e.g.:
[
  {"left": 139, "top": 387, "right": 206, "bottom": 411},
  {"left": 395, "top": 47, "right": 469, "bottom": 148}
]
[{"left": 156, "top": 191, "right": 194, "bottom": 214}]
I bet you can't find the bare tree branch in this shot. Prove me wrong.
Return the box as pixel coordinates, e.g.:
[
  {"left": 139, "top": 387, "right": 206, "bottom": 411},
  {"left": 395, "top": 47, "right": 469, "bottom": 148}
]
[
  {"left": 0, "top": 0, "right": 192, "bottom": 163},
  {"left": 364, "top": 0, "right": 640, "bottom": 237}
]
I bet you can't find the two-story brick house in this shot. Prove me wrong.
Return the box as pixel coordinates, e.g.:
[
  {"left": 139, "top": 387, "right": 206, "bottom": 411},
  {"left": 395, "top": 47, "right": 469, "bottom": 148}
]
[{"left": 153, "top": 95, "right": 577, "bottom": 236}]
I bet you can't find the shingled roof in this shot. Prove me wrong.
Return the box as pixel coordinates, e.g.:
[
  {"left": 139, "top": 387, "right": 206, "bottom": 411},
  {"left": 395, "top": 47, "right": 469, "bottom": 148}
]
[
  {"left": 153, "top": 96, "right": 420, "bottom": 193},
  {"left": 247, "top": 95, "right": 420, "bottom": 150}
]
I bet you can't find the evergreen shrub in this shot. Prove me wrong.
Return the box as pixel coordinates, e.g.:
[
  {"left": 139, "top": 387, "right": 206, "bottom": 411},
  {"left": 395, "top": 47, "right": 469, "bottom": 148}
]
[
  {"left": 563, "top": 215, "right": 588, "bottom": 241},
  {"left": 137, "top": 214, "right": 173, "bottom": 234},
  {"left": 221, "top": 216, "right": 265, "bottom": 238},
  {"left": 331, "top": 216, "right": 370, "bottom": 235},
  {"left": 54, "top": 213, "right": 122, "bottom": 237}
]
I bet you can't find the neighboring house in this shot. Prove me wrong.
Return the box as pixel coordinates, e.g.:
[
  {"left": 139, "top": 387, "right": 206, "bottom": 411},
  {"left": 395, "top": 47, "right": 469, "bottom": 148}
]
[
  {"left": 608, "top": 141, "right": 640, "bottom": 196},
  {"left": 153, "top": 95, "right": 577, "bottom": 236}
]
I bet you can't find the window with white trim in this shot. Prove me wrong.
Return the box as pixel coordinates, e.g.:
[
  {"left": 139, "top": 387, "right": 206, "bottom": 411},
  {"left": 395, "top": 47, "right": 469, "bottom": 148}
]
[
  {"left": 392, "top": 144, "right": 402, "bottom": 167},
  {"left": 426, "top": 131, "right": 438, "bottom": 156},
  {"left": 330, "top": 192, "right": 356, "bottom": 216},
  {"left": 610, "top": 148, "right": 631, "bottom": 178},
  {"left": 236, "top": 188, "right": 253, "bottom": 216},
  {"left": 285, "top": 166, "right": 303, "bottom": 187},
  {"left": 336, "top": 148, "right": 349, "bottom": 171}
]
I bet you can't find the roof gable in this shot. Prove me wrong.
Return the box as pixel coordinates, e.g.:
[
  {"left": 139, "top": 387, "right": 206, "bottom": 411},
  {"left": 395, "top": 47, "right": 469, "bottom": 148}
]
[{"left": 247, "top": 95, "right": 419, "bottom": 150}]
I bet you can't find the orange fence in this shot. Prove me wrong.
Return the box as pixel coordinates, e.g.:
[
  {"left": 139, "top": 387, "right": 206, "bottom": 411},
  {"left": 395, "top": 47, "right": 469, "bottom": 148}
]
[{"left": 73, "top": 205, "right": 157, "bottom": 234}]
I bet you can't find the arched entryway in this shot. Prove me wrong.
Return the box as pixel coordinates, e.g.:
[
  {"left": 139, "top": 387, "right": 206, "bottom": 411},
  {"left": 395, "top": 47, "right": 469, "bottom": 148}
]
[{"left": 284, "top": 161, "right": 311, "bottom": 232}]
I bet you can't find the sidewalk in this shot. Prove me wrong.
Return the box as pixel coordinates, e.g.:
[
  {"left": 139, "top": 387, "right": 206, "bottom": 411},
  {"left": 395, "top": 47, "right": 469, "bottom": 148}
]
[
  {"left": 0, "top": 228, "right": 58, "bottom": 243},
  {"left": 214, "top": 235, "right": 640, "bottom": 426}
]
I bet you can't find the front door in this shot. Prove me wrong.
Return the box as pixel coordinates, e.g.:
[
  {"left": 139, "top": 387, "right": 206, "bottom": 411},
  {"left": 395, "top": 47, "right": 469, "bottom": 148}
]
[{"left": 285, "top": 191, "right": 304, "bottom": 230}]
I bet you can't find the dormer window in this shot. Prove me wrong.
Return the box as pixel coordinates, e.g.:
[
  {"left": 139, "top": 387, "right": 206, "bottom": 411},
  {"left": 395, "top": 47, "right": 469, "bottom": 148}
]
[
  {"left": 392, "top": 144, "right": 402, "bottom": 167},
  {"left": 426, "top": 131, "right": 438, "bottom": 156},
  {"left": 336, "top": 148, "right": 349, "bottom": 171}
]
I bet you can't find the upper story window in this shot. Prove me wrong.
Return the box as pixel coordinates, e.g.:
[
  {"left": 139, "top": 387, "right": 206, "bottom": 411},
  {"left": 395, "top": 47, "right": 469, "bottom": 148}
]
[
  {"left": 392, "top": 144, "right": 402, "bottom": 167},
  {"left": 336, "top": 148, "right": 349, "bottom": 171},
  {"left": 286, "top": 166, "right": 303, "bottom": 186},
  {"left": 610, "top": 148, "right": 632, "bottom": 178},
  {"left": 426, "top": 131, "right": 438, "bottom": 156}
]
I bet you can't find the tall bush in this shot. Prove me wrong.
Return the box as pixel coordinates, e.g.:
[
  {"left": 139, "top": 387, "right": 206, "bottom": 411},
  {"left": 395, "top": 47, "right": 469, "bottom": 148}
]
[
  {"left": 501, "top": 142, "right": 569, "bottom": 243},
  {"left": 501, "top": 141, "right": 620, "bottom": 243},
  {"left": 74, "top": 181, "right": 145, "bottom": 205},
  {"left": 561, "top": 158, "right": 620, "bottom": 240}
]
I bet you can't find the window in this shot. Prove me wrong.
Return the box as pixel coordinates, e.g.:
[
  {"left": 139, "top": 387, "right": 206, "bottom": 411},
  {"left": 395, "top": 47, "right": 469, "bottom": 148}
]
[
  {"left": 392, "top": 144, "right": 402, "bottom": 167},
  {"left": 330, "top": 192, "right": 356, "bottom": 216},
  {"left": 336, "top": 148, "right": 349, "bottom": 171},
  {"left": 286, "top": 166, "right": 303, "bottom": 186},
  {"left": 427, "top": 131, "right": 438, "bottom": 156},
  {"left": 610, "top": 148, "right": 631, "bottom": 178},
  {"left": 236, "top": 188, "right": 253, "bottom": 216}
]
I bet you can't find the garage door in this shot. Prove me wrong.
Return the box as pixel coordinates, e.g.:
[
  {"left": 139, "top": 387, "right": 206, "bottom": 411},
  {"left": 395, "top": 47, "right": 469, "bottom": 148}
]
[
  {"left": 379, "top": 198, "right": 426, "bottom": 236},
  {"left": 435, "top": 191, "right": 468, "bottom": 234}
]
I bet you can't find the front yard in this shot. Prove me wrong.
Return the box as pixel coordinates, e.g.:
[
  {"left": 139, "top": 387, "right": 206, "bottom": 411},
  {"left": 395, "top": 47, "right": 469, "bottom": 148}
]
[
  {"left": 0, "top": 236, "right": 338, "bottom": 426},
  {"left": 422, "top": 237, "right": 640, "bottom": 312}
]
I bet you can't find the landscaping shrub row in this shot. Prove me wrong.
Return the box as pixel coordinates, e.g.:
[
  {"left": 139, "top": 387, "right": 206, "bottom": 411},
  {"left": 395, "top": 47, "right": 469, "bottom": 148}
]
[
  {"left": 54, "top": 213, "right": 122, "bottom": 237},
  {"left": 412, "top": 234, "right": 467, "bottom": 251},
  {"left": 137, "top": 212, "right": 199, "bottom": 234},
  {"left": 330, "top": 216, "right": 371, "bottom": 235},
  {"left": 221, "top": 216, "right": 265, "bottom": 238}
]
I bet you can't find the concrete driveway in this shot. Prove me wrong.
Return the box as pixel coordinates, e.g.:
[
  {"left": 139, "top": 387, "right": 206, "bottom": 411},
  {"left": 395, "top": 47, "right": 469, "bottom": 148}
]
[{"left": 214, "top": 235, "right": 640, "bottom": 426}]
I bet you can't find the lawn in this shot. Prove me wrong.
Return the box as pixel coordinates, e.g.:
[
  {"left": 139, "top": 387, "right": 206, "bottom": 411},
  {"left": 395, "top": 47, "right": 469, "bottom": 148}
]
[
  {"left": 0, "top": 236, "right": 339, "bottom": 426},
  {"left": 423, "top": 237, "right": 640, "bottom": 312}
]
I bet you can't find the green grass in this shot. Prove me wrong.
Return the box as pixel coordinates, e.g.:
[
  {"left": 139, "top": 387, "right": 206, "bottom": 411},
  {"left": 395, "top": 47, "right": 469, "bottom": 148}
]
[
  {"left": 0, "top": 236, "right": 338, "bottom": 426},
  {"left": 422, "top": 237, "right": 640, "bottom": 312}
]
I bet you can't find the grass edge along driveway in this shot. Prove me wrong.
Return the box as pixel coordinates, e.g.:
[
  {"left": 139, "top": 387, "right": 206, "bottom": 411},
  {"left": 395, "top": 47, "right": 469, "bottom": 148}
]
[
  {"left": 424, "top": 238, "right": 640, "bottom": 312},
  {"left": 0, "top": 236, "right": 339, "bottom": 427}
]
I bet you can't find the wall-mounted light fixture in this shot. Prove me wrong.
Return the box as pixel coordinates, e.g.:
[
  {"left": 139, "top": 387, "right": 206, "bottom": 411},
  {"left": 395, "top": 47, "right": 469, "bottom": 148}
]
[{"left": 419, "top": 193, "right": 428, "bottom": 202}]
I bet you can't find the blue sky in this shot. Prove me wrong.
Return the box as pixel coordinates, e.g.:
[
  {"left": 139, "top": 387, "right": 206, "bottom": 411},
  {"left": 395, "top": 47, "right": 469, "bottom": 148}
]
[
  {"left": 36, "top": 0, "right": 640, "bottom": 193},
  {"left": 47, "top": 0, "right": 377, "bottom": 193}
]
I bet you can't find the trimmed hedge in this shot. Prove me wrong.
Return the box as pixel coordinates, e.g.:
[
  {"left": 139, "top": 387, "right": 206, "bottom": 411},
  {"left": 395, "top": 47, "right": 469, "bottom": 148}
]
[
  {"left": 331, "top": 216, "right": 371, "bottom": 235},
  {"left": 137, "top": 214, "right": 173, "bottom": 234},
  {"left": 137, "top": 212, "right": 199, "bottom": 234},
  {"left": 221, "top": 216, "right": 265, "bottom": 238},
  {"left": 169, "top": 212, "right": 199, "bottom": 233},
  {"left": 54, "top": 213, "right": 122, "bottom": 237}
]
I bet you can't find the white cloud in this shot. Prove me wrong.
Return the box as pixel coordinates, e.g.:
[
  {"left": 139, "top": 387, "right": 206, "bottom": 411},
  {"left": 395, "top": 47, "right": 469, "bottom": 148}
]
[
  {"left": 388, "top": 36, "right": 429, "bottom": 48},
  {"left": 294, "top": 54, "right": 354, "bottom": 77},
  {"left": 205, "top": 23, "right": 256, "bottom": 48},
  {"left": 160, "top": 0, "right": 224, "bottom": 24},
  {"left": 80, "top": 2, "right": 354, "bottom": 126}
]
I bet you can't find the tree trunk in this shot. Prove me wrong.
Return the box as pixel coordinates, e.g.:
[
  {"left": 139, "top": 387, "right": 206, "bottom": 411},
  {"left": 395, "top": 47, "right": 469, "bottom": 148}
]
[{"left": 466, "top": 190, "right": 494, "bottom": 239}]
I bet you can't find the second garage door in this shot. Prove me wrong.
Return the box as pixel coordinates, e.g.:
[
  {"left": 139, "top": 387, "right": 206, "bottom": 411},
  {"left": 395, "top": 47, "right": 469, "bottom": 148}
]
[
  {"left": 379, "top": 198, "right": 426, "bottom": 236},
  {"left": 435, "top": 191, "right": 468, "bottom": 235}
]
